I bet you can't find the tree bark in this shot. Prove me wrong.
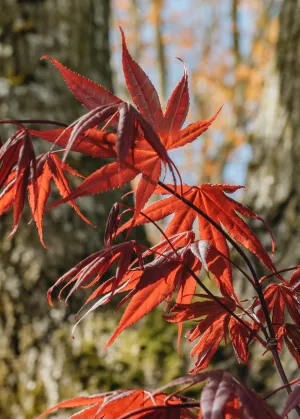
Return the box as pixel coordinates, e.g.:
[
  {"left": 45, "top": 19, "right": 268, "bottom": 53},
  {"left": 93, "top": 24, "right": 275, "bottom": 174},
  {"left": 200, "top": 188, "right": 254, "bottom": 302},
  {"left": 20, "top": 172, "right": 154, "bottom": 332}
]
[
  {"left": 246, "top": 0, "right": 300, "bottom": 268},
  {"left": 0, "top": 1, "right": 136, "bottom": 418},
  {"left": 242, "top": 0, "right": 300, "bottom": 413}
]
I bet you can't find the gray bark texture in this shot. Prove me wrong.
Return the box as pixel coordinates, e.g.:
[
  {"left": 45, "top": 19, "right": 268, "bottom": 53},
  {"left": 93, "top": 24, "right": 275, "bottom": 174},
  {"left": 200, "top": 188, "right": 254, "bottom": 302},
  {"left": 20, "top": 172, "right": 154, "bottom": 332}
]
[
  {"left": 242, "top": 0, "right": 300, "bottom": 414},
  {"left": 0, "top": 1, "right": 151, "bottom": 418},
  {"left": 247, "top": 0, "right": 300, "bottom": 265}
]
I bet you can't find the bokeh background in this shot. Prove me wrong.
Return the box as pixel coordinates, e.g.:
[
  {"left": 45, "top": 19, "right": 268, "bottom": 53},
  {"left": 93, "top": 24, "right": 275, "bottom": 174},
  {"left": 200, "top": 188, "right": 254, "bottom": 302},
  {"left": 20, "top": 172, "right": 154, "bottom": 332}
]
[{"left": 0, "top": 0, "right": 299, "bottom": 417}]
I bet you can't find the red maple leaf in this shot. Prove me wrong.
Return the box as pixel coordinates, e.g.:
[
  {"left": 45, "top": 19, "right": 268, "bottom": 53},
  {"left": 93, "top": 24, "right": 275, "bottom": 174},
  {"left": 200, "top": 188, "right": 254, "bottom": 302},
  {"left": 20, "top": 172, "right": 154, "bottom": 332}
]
[
  {"left": 277, "top": 323, "right": 300, "bottom": 367},
  {"left": 165, "top": 295, "right": 252, "bottom": 371},
  {"left": 253, "top": 275, "right": 300, "bottom": 335},
  {"left": 30, "top": 152, "right": 92, "bottom": 247},
  {"left": 118, "top": 183, "right": 276, "bottom": 295},
  {"left": 32, "top": 29, "right": 220, "bottom": 226},
  {"left": 37, "top": 389, "right": 196, "bottom": 419},
  {"left": 161, "top": 371, "right": 280, "bottom": 419},
  {"left": 0, "top": 128, "right": 38, "bottom": 236},
  {"left": 48, "top": 232, "right": 203, "bottom": 348},
  {"left": 0, "top": 142, "right": 90, "bottom": 247},
  {"left": 47, "top": 239, "right": 144, "bottom": 307},
  {"left": 290, "top": 266, "right": 300, "bottom": 294}
]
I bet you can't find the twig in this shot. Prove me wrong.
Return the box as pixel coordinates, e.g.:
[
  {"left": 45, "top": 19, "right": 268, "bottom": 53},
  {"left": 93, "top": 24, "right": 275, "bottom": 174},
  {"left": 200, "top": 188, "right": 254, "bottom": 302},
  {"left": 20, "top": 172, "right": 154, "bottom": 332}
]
[
  {"left": 157, "top": 180, "right": 300, "bottom": 415},
  {"left": 264, "top": 377, "right": 300, "bottom": 400}
]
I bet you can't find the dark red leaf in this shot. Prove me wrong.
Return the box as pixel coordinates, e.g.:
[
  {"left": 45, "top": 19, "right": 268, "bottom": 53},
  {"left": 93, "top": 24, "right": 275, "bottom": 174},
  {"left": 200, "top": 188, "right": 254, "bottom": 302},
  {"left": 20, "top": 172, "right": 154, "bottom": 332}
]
[
  {"left": 120, "top": 28, "right": 164, "bottom": 131},
  {"left": 42, "top": 56, "right": 121, "bottom": 112},
  {"left": 200, "top": 370, "right": 233, "bottom": 419},
  {"left": 163, "top": 60, "right": 189, "bottom": 146},
  {"left": 282, "top": 384, "right": 300, "bottom": 417}
]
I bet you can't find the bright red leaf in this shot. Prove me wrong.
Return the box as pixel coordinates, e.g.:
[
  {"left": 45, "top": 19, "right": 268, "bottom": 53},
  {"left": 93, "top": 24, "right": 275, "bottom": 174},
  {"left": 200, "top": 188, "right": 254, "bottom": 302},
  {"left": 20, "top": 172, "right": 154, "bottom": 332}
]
[
  {"left": 38, "top": 389, "right": 195, "bottom": 419},
  {"left": 42, "top": 56, "right": 121, "bottom": 112},
  {"left": 35, "top": 30, "right": 219, "bottom": 225},
  {"left": 118, "top": 183, "right": 276, "bottom": 296},
  {"left": 0, "top": 128, "right": 37, "bottom": 236},
  {"left": 253, "top": 282, "right": 300, "bottom": 335},
  {"left": 165, "top": 295, "right": 251, "bottom": 371},
  {"left": 160, "top": 371, "right": 280, "bottom": 419},
  {"left": 27, "top": 152, "right": 90, "bottom": 247}
]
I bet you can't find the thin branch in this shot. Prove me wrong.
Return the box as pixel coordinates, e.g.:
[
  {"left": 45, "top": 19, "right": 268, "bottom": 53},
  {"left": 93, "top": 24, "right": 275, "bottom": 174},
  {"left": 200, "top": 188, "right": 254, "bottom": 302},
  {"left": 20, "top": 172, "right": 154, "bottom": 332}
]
[
  {"left": 122, "top": 204, "right": 265, "bottom": 344},
  {"left": 158, "top": 181, "right": 259, "bottom": 285},
  {"left": 0, "top": 119, "right": 68, "bottom": 127},
  {"left": 260, "top": 266, "right": 299, "bottom": 284},
  {"left": 119, "top": 402, "right": 200, "bottom": 419},
  {"left": 180, "top": 259, "right": 267, "bottom": 347},
  {"left": 157, "top": 180, "right": 300, "bottom": 415},
  {"left": 20, "top": 115, "right": 297, "bottom": 411},
  {"left": 164, "top": 383, "right": 200, "bottom": 404},
  {"left": 264, "top": 377, "right": 300, "bottom": 400}
]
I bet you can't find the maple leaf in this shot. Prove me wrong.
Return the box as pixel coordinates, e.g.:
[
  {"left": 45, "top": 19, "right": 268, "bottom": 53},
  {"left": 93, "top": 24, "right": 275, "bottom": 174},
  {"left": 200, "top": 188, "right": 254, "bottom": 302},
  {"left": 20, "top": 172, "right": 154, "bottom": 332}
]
[
  {"left": 48, "top": 232, "right": 201, "bottom": 347},
  {"left": 282, "top": 383, "right": 300, "bottom": 417},
  {"left": 190, "top": 240, "right": 237, "bottom": 298},
  {"left": 165, "top": 295, "right": 251, "bottom": 371},
  {"left": 27, "top": 152, "right": 91, "bottom": 247},
  {"left": 253, "top": 281, "right": 300, "bottom": 336},
  {"left": 159, "top": 371, "right": 281, "bottom": 419},
  {"left": 42, "top": 56, "right": 122, "bottom": 112},
  {"left": 31, "top": 127, "right": 117, "bottom": 159},
  {"left": 38, "top": 389, "right": 195, "bottom": 419},
  {"left": 118, "top": 183, "right": 276, "bottom": 297},
  {"left": 0, "top": 131, "right": 90, "bottom": 247},
  {"left": 290, "top": 266, "right": 300, "bottom": 294},
  {"left": 221, "top": 395, "right": 243, "bottom": 419},
  {"left": 1, "top": 30, "right": 219, "bottom": 246},
  {"left": 47, "top": 240, "right": 144, "bottom": 307},
  {"left": 37, "top": 393, "right": 107, "bottom": 419},
  {"left": 0, "top": 128, "right": 38, "bottom": 236},
  {"left": 277, "top": 323, "right": 300, "bottom": 367},
  {"left": 57, "top": 101, "right": 174, "bottom": 176},
  {"left": 39, "top": 29, "right": 220, "bottom": 223},
  {"left": 103, "top": 246, "right": 200, "bottom": 350}
]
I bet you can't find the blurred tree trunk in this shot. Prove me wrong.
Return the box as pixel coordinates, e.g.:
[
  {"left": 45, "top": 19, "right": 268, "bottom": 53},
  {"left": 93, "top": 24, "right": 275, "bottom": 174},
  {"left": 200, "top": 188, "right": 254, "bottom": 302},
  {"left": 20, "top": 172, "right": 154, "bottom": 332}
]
[
  {"left": 242, "top": 0, "right": 300, "bottom": 412},
  {"left": 247, "top": 0, "right": 300, "bottom": 268},
  {"left": 0, "top": 1, "right": 136, "bottom": 418},
  {"left": 152, "top": 0, "right": 167, "bottom": 105}
]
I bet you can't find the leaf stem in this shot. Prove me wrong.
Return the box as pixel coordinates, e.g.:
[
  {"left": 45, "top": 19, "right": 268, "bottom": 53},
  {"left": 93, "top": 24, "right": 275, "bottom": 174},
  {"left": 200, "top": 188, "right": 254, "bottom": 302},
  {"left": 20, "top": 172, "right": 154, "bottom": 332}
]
[
  {"left": 157, "top": 180, "right": 300, "bottom": 415},
  {"left": 158, "top": 181, "right": 259, "bottom": 286},
  {"left": 180, "top": 259, "right": 267, "bottom": 346},
  {"left": 0, "top": 119, "right": 68, "bottom": 127},
  {"left": 130, "top": 205, "right": 265, "bottom": 344},
  {"left": 260, "top": 265, "right": 299, "bottom": 284},
  {"left": 264, "top": 377, "right": 300, "bottom": 400}
]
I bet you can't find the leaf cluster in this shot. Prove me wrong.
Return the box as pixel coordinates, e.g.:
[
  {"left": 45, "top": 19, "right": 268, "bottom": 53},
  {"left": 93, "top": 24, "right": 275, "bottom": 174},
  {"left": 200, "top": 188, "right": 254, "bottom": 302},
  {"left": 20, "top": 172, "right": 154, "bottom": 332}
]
[{"left": 1, "top": 29, "right": 300, "bottom": 418}]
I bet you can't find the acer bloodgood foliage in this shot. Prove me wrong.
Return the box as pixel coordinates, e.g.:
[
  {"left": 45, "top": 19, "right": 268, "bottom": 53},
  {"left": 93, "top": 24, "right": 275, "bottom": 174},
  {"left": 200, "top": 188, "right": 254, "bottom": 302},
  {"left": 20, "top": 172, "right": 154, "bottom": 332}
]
[{"left": 1, "top": 29, "right": 300, "bottom": 418}]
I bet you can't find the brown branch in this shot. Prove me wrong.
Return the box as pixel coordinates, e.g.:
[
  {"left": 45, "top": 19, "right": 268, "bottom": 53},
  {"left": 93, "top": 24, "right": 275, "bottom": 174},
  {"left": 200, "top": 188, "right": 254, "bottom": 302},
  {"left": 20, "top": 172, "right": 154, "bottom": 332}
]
[
  {"left": 124, "top": 204, "right": 265, "bottom": 345},
  {"left": 157, "top": 180, "right": 300, "bottom": 415}
]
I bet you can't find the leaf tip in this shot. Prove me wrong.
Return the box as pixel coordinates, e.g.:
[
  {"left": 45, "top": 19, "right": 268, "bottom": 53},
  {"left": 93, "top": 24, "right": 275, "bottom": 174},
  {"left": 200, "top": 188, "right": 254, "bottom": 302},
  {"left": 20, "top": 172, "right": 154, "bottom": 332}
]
[
  {"left": 47, "top": 289, "right": 54, "bottom": 307},
  {"left": 119, "top": 26, "right": 125, "bottom": 36},
  {"left": 8, "top": 225, "right": 18, "bottom": 239}
]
